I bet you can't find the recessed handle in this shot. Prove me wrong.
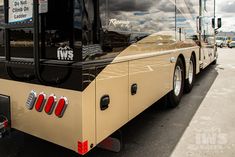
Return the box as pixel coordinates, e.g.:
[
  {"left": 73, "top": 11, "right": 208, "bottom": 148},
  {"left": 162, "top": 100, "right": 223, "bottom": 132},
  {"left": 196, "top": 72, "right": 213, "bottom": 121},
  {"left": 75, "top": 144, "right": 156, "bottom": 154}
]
[
  {"left": 131, "top": 84, "right": 138, "bottom": 95},
  {"left": 100, "top": 95, "right": 110, "bottom": 111}
]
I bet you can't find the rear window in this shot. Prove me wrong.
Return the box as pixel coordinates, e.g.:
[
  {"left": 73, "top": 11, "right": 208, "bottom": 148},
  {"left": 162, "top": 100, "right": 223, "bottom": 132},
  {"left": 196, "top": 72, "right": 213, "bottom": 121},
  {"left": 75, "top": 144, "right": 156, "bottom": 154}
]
[{"left": 0, "top": 0, "right": 83, "bottom": 61}]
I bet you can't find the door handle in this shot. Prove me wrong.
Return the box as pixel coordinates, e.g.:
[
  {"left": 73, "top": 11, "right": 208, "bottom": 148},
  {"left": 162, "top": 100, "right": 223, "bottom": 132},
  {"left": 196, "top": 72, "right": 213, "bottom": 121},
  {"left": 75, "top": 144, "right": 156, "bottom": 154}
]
[
  {"left": 131, "top": 84, "right": 138, "bottom": 95},
  {"left": 100, "top": 95, "right": 110, "bottom": 111}
]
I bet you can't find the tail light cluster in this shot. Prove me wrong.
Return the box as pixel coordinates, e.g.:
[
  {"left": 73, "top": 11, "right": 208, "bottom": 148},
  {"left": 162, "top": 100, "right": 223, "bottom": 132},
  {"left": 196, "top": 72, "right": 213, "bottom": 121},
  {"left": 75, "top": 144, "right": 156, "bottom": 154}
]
[{"left": 26, "top": 90, "right": 68, "bottom": 118}]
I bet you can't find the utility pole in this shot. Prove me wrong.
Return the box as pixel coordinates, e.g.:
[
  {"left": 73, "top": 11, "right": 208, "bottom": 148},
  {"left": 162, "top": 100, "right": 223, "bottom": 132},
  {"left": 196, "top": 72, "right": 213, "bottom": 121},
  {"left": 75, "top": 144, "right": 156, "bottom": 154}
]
[{"left": 214, "top": 0, "right": 216, "bottom": 22}]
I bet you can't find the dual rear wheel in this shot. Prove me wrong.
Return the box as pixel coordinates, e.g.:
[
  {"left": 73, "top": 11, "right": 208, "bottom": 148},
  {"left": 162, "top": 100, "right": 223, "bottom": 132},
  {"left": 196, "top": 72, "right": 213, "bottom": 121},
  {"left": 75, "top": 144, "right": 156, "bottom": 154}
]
[{"left": 166, "top": 55, "right": 195, "bottom": 108}]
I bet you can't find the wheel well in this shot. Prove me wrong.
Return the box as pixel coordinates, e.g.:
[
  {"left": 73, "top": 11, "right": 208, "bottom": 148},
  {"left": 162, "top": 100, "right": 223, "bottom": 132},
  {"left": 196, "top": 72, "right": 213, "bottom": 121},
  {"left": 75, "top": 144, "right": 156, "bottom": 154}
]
[
  {"left": 191, "top": 51, "right": 196, "bottom": 67},
  {"left": 178, "top": 54, "right": 186, "bottom": 79}
]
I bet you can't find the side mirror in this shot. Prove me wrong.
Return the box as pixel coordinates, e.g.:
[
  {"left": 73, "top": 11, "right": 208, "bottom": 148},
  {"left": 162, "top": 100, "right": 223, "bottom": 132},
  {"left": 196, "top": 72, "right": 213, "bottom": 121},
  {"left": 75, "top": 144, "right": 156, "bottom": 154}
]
[
  {"left": 218, "top": 18, "right": 222, "bottom": 29},
  {"left": 212, "top": 18, "right": 215, "bottom": 28}
]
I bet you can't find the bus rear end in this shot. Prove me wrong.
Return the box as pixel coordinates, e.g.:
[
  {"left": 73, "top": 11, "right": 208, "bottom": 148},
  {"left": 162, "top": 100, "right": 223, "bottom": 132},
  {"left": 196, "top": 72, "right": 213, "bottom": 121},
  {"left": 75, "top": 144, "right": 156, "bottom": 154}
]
[{"left": 0, "top": 0, "right": 97, "bottom": 154}]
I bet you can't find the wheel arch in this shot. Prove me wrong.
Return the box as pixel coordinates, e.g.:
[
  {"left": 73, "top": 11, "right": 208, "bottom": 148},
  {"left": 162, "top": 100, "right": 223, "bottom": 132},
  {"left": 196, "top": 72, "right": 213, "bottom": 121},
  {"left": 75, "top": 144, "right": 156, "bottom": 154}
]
[
  {"left": 178, "top": 54, "right": 186, "bottom": 80},
  {"left": 191, "top": 51, "right": 196, "bottom": 65}
]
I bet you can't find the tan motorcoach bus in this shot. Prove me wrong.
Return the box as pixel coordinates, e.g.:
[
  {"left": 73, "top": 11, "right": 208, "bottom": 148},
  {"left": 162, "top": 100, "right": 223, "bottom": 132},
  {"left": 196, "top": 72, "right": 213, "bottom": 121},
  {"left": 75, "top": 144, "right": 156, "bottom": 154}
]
[{"left": 0, "top": 0, "right": 221, "bottom": 155}]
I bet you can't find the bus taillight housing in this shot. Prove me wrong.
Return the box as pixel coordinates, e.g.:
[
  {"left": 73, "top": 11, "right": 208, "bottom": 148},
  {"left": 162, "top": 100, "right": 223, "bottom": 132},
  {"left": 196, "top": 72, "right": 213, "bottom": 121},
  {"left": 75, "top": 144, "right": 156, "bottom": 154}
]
[
  {"left": 45, "top": 95, "right": 57, "bottom": 115},
  {"left": 35, "top": 93, "right": 46, "bottom": 112},
  {"left": 55, "top": 97, "right": 68, "bottom": 118}
]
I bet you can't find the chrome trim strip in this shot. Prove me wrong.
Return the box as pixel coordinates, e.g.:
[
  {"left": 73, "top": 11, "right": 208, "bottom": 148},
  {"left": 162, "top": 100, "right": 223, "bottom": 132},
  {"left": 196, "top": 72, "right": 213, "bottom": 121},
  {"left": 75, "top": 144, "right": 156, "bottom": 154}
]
[{"left": 113, "top": 46, "right": 199, "bottom": 63}]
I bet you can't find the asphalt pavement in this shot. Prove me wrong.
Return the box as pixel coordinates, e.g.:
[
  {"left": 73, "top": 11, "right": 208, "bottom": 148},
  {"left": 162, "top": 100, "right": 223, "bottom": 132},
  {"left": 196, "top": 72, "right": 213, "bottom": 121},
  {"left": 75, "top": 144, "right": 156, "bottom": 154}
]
[
  {"left": 171, "top": 48, "right": 235, "bottom": 157},
  {"left": 0, "top": 48, "right": 234, "bottom": 157}
]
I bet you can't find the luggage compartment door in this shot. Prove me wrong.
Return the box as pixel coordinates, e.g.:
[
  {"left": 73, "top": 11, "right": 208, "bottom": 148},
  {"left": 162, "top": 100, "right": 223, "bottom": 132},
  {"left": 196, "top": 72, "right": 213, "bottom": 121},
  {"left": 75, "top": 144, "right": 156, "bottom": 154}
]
[
  {"left": 96, "top": 62, "right": 129, "bottom": 143},
  {"left": 129, "top": 55, "right": 171, "bottom": 119}
]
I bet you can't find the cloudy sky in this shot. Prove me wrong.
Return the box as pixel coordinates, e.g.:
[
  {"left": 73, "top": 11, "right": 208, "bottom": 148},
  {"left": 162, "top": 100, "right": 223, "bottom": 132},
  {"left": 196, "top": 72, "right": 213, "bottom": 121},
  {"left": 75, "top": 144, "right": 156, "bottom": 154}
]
[{"left": 216, "top": 0, "right": 235, "bottom": 32}]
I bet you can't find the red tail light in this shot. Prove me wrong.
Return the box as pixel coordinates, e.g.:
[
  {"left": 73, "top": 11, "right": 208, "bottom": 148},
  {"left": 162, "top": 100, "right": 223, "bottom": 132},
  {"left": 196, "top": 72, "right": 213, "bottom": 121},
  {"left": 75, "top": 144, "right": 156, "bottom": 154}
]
[
  {"left": 55, "top": 97, "right": 68, "bottom": 118},
  {"left": 35, "top": 93, "right": 46, "bottom": 112},
  {"left": 44, "top": 95, "right": 57, "bottom": 115}
]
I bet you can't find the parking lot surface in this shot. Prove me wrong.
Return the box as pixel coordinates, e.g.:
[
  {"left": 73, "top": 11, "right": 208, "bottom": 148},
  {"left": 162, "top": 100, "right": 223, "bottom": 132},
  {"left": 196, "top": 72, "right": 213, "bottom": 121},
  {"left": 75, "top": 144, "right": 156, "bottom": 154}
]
[{"left": 0, "top": 48, "right": 234, "bottom": 157}]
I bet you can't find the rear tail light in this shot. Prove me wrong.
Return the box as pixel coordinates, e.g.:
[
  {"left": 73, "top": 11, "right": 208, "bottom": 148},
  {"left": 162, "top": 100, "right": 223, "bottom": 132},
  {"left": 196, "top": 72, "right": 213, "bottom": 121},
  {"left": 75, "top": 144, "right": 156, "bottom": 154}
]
[
  {"left": 55, "top": 97, "right": 68, "bottom": 118},
  {"left": 44, "top": 95, "right": 57, "bottom": 115},
  {"left": 26, "top": 91, "right": 69, "bottom": 118},
  {"left": 35, "top": 93, "right": 46, "bottom": 112},
  {"left": 26, "top": 90, "right": 37, "bottom": 110}
]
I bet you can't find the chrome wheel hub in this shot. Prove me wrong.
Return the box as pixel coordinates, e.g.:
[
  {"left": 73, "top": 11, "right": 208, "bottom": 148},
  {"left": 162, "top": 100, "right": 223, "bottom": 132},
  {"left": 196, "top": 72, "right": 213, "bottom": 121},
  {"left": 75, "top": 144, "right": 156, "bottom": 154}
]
[
  {"left": 174, "top": 66, "right": 182, "bottom": 96},
  {"left": 188, "top": 60, "right": 194, "bottom": 85}
]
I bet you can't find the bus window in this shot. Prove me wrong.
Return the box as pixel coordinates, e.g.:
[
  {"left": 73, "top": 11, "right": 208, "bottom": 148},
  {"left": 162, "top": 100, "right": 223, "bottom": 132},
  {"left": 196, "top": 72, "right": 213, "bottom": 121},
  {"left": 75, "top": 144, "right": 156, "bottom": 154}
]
[
  {"left": 5, "top": 0, "right": 82, "bottom": 61},
  {"left": 176, "top": 0, "right": 200, "bottom": 44},
  {"left": 201, "top": 0, "right": 215, "bottom": 45},
  {"left": 39, "top": 0, "right": 78, "bottom": 61},
  {"left": 97, "top": 0, "right": 176, "bottom": 61}
]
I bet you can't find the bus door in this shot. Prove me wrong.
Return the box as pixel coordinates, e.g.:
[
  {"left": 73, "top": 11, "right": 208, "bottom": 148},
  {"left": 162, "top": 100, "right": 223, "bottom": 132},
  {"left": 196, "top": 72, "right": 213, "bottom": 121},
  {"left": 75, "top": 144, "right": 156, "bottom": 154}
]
[{"left": 200, "top": 0, "right": 215, "bottom": 68}]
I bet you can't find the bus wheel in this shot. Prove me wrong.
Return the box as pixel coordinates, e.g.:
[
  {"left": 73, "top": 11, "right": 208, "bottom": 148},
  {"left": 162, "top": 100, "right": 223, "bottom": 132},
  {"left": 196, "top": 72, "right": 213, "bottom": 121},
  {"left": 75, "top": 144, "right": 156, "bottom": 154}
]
[
  {"left": 185, "top": 56, "right": 196, "bottom": 93},
  {"left": 167, "top": 58, "right": 185, "bottom": 108}
]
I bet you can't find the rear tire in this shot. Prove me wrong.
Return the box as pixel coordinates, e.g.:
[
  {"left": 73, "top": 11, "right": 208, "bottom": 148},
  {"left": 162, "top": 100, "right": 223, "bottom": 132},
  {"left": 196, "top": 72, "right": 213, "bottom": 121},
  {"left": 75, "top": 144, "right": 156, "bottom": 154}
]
[
  {"left": 185, "top": 55, "right": 196, "bottom": 93},
  {"left": 167, "top": 57, "right": 185, "bottom": 108}
]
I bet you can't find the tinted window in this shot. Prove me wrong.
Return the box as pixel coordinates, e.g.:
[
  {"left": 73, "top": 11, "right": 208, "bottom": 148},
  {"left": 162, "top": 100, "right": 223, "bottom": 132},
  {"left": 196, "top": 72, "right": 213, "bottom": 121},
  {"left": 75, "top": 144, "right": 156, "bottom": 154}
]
[
  {"left": 40, "top": 0, "right": 77, "bottom": 60},
  {"left": 201, "top": 0, "right": 215, "bottom": 45},
  {"left": 176, "top": 0, "right": 199, "bottom": 42},
  {"left": 97, "top": 0, "right": 176, "bottom": 61}
]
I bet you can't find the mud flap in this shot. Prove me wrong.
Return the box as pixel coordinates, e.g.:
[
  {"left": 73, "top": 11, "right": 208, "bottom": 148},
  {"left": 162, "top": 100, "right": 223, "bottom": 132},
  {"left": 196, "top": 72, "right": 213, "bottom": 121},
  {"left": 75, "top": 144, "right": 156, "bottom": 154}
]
[
  {"left": 97, "top": 131, "right": 123, "bottom": 153},
  {"left": 0, "top": 95, "right": 11, "bottom": 138}
]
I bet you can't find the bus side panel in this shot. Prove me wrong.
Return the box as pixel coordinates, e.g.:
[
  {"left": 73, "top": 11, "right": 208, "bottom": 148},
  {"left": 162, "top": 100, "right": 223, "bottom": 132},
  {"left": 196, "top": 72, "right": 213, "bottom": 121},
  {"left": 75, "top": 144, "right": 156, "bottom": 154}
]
[
  {"left": 129, "top": 54, "right": 172, "bottom": 119},
  {"left": 95, "top": 62, "right": 129, "bottom": 143}
]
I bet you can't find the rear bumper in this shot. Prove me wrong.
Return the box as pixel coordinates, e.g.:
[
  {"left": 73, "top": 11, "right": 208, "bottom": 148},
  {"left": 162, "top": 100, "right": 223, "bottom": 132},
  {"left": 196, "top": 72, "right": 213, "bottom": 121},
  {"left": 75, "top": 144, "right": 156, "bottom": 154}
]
[{"left": 0, "top": 79, "right": 97, "bottom": 155}]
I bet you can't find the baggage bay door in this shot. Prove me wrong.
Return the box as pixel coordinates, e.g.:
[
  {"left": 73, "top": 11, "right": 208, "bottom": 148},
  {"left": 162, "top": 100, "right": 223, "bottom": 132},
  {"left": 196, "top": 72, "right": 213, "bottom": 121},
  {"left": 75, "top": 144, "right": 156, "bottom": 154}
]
[{"left": 95, "top": 62, "right": 129, "bottom": 144}]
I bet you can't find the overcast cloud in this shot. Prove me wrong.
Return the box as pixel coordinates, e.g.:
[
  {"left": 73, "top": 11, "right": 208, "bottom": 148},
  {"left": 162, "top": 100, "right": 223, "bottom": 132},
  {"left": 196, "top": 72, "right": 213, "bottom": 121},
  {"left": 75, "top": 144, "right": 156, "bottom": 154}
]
[{"left": 217, "top": 0, "right": 235, "bottom": 32}]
